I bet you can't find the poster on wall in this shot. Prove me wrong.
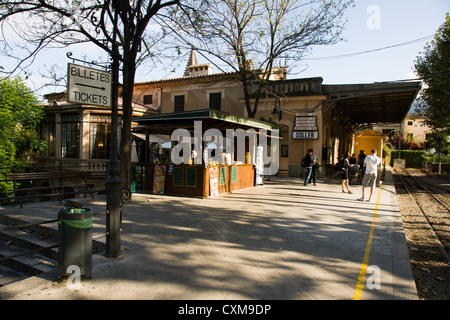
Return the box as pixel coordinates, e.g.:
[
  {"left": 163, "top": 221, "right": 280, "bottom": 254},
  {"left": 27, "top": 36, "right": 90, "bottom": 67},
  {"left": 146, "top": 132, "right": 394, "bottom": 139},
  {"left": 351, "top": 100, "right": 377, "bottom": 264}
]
[
  {"left": 255, "top": 146, "right": 263, "bottom": 185},
  {"left": 153, "top": 165, "right": 166, "bottom": 195},
  {"left": 209, "top": 166, "right": 219, "bottom": 197}
]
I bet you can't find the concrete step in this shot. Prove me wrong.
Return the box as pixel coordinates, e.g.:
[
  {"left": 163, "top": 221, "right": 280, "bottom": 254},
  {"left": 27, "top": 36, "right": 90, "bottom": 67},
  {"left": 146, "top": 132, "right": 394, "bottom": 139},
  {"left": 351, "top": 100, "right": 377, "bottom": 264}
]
[
  {"left": 0, "top": 269, "right": 58, "bottom": 300},
  {"left": 0, "top": 216, "right": 58, "bottom": 287},
  {"left": 0, "top": 264, "right": 27, "bottom": 287},
  {"left": 0, "top": 238, "right": 57, "bottom": 277},
  {"left": 0, "top": 211, "right": 105, "bottom": 289},
  {"left": 0, "top": 212, "right": 106, "bottom": 253},
  {"left": 0, "top": 223, "right": 59, "bottom": 261}
]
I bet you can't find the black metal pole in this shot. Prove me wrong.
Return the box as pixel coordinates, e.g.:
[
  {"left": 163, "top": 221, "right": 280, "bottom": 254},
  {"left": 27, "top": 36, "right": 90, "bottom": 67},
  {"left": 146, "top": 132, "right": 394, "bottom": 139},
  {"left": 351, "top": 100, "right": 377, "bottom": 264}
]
[{"left": 105, "top": 5, "right": 122, "bottom": 258}]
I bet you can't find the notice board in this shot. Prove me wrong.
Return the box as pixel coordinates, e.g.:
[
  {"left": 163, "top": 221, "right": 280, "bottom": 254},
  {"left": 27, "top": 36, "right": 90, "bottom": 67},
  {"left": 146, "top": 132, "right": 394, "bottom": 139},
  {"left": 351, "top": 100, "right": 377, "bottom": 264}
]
[
  {"left": 153, "top": 165, "right": 166, "bottom": 194},
  {"left": 186, "top": 167, "right": 197, "bottom": 187},
  {"left": 173, "top": 167, "right": 184, "bottom": 186},
  {"left": 231, "top": 166, "right": 237, "bottom": 183},
  {"left": 220, "top": 167, "right": 227, "bottom": 185},
  {"left": 209, "top": 166, "right": 219, "bottom": 197}
]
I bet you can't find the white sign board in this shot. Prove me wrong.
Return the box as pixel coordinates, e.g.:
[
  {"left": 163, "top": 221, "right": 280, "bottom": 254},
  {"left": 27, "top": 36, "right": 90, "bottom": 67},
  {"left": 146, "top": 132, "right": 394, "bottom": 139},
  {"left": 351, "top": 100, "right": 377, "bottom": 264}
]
[
  {"left": 67, "top": 63, "right": 112, "bottom": 107},
  {"left": 255, "top": 146, "right": 264, "bottom": 185},
  {"left": 292, "top": 131, "right": 319, "bottom": 140},
  {"left": 294, "top": 114, "right": 317, "bottom": 131}
]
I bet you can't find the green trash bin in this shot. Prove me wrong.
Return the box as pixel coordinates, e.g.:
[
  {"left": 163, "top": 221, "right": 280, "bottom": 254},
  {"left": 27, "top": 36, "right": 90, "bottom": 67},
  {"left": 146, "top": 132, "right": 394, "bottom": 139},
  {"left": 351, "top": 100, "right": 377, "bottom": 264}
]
[
  {"left": 130, "top": 165, "right": 136, "bottom": 193},
  {"left": 58, "top": 204, "right": 93, "bottom": 280}
]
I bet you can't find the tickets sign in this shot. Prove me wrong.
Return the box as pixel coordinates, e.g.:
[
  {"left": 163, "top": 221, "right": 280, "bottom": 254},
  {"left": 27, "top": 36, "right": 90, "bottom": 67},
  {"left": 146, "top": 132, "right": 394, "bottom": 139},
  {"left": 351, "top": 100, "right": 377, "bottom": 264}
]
[{"left": 67, "top": 63, "right": 112, "bottom": 107}]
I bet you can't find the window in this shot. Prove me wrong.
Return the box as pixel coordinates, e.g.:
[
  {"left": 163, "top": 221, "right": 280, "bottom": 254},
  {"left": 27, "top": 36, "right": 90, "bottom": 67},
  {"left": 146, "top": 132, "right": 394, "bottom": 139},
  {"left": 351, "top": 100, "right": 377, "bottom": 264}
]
[
  {"left": 407, "top": 121, "right": 414, "bottom": 126},
  {"left": 209, "top": 92, "right": 222, "bottom": 111},
  {"left": 174, "top": 95, "right": 185, "bottom": 112},
  {"left": 90, "top": 114, "right": 110, "bottom": 159},
  {"left": 39, "top": 114, "right": 56, "bottom": 157},
  {"left": 61, "top": 114, "right": 80, "bottom": 158},
  {"left": 143, "top": 94, "right": 153, "bottom": 105},
  {"left": 89, "top": 114, "right": 121, "bottom": 159}
]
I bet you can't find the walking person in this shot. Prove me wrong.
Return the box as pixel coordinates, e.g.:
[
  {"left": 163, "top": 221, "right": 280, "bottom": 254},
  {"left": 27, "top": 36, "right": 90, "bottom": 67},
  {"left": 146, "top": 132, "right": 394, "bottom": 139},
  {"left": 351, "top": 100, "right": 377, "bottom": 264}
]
[
  {"left": 358, "top": 149, "right": 381, "bottom": 202},
  {"left": 358, "top": 150, "right": 367, "bottom": 179},
  {"left": 309, "top": 149, "right": 319, "bottom": 186},
  {"left": 302, "top": 148, "right": 314, "bottom": 186},
  {"left": 340, "top": 152, "right": 352, "bottom": 194}
]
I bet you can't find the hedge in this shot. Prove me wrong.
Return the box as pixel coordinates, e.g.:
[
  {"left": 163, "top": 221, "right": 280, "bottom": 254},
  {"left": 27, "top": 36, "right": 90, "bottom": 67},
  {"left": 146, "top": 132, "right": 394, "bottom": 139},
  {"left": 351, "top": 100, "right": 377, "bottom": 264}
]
[{"left": 390, "top": 150, "right": 427, "bottom": 168}]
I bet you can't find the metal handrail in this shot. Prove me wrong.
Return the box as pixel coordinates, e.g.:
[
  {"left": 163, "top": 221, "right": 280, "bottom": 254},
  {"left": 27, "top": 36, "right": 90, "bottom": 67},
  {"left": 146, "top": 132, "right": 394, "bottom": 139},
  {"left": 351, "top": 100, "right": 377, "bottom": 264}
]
[
  {"left": 0, "top": 244, "right": 59, "bottom": 263},
  {"left": 0, "top": 218, "right": 59, "bottom": 233},
  {"left": 0, "top": 210, "right": 109, "bottom": 233},
  {"left": 0, "top": 209, "right": 109, "bottom": 263}
]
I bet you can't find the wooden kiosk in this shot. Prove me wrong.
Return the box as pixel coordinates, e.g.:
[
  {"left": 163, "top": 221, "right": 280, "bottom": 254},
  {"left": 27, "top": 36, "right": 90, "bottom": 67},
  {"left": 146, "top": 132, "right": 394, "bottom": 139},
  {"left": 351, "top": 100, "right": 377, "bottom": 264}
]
[{"left": 132, "top": 109, "right": 278, "bottom": 198}]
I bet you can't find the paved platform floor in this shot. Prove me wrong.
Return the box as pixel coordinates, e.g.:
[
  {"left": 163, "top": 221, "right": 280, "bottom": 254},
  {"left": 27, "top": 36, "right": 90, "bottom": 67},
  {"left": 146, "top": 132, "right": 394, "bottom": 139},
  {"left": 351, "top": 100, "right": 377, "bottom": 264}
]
[{"left": 0, "top": 168, "right": 417, "bottom": 300}]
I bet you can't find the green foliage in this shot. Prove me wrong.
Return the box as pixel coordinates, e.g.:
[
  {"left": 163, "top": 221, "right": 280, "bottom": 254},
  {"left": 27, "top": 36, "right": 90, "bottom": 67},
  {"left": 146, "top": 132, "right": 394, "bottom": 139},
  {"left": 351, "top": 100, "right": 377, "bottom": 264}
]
[
  {"left": 382, "top": 143, "right": 391, "bottom": 158},
  {"left": 390, "top": 150, "right": 428, "bottom": 168},
  {"left": 0, "top": 77, "right": 46, "bottom": 196},
  {"left": 386, "top": 131, "right": 423, "bottom": 150},
  {"left": 414, "top": 13, "right": 450, "bottom": 133},
  {"left": 424, "top": 129, "right": 450, "bottom": 156}
]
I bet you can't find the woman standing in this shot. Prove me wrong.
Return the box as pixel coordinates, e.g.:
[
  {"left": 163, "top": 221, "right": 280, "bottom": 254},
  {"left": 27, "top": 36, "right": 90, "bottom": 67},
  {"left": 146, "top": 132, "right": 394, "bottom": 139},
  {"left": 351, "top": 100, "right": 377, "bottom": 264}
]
[{"left": 340, "top": 152, "right": 352, "bottom": 194}]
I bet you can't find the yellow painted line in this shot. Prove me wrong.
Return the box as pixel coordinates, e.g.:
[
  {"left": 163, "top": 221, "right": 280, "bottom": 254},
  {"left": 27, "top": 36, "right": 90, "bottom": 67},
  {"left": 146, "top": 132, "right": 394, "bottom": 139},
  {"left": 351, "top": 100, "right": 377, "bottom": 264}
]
[{"left": 353, "top": 182, "right": 383, "bottom": 300}]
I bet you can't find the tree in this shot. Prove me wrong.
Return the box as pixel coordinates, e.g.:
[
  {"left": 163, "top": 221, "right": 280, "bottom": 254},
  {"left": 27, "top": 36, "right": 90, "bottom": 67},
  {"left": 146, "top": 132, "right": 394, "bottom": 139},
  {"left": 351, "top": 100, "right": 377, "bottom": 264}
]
[
  {"left": 0, "top": 0, "right": 180, "bottom": 188},
  {"left": 414, "top": 13, "right": 450, "bottom": 134},
  {"left": 166, "top": 0, "right": 353, "bottom": 118},
  {"left": 0, "top": 77, "right": 46, "bottom": 194},
  {"left": 424, "top": 129, "right": 450, "bottom": 174}
]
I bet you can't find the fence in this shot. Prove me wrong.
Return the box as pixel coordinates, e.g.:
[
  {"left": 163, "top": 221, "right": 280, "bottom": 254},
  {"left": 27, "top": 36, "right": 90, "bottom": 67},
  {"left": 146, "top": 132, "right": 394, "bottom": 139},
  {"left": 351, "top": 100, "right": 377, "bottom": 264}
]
[{"left": 0, "top": 164, "right": 107, "bottom": 207}]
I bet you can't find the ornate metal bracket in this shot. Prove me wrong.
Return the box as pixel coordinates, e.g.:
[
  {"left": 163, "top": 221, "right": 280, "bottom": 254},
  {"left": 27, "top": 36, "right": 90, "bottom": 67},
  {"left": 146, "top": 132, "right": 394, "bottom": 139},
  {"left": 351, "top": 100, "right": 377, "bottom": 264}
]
[{"left": 66, "top": 52, "right": 113, "bottom": 70}]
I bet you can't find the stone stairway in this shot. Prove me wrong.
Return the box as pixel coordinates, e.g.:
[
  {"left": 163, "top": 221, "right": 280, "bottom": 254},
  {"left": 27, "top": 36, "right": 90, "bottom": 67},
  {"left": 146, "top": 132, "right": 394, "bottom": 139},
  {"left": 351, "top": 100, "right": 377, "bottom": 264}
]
[{"left": 0, "top": 211, "right": 106, "bottom": 297}]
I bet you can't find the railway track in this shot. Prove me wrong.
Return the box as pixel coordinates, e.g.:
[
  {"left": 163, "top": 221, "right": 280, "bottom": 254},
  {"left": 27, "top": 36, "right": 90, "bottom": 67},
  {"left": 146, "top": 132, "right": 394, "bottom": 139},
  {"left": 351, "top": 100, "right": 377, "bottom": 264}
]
[{"left": 393, "top": 168, "right": 450, "bottom": 264}]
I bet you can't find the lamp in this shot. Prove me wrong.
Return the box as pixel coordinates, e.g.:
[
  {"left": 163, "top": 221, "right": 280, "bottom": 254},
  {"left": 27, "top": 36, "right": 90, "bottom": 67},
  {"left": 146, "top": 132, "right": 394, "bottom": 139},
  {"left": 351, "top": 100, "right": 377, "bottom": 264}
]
[{"left": 271, "top": 97, "right": 282, "bottom": 121}]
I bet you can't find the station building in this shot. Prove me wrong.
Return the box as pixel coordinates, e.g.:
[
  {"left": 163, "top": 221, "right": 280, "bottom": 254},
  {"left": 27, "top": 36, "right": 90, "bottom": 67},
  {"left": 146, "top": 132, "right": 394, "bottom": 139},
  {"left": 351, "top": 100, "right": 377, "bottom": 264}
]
[
  {"left": 38, "top": 50, "right": 421, "bottom": 187},
  {"left": 127, "top": 50, "right": 421, "bottom": 178}
]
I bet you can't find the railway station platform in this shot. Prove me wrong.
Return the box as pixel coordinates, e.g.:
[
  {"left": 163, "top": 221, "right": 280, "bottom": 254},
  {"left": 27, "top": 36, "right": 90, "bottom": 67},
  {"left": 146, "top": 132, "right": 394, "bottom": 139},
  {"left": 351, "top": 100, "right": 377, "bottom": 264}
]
[{"left": 0, "top": 167, "right": 418, "bottom": 300}]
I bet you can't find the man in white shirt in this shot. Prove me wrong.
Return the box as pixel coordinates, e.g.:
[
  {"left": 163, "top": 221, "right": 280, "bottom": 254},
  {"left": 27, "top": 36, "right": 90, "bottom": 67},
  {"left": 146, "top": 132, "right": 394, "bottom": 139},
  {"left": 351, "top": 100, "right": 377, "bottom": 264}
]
[{"left": 357, "top": 149, "right": 381, "bottom": 202}]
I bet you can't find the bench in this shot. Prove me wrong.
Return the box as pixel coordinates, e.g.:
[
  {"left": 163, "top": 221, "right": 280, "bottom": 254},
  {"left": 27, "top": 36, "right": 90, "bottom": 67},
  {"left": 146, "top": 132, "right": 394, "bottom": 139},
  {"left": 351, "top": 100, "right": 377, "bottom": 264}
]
[{"left": 0, "top": 171, "right": 105, "bottom": 208}]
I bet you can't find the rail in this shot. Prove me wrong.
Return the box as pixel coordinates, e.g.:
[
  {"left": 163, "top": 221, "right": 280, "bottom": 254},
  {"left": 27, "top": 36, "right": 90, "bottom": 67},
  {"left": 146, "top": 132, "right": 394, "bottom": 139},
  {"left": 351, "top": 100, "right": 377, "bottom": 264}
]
[
  {"left": 0, "top": 166, "right": 106, "bottom": 208},
  {"left": 394, "top": 168, "right": 450, "bottom": 264}
]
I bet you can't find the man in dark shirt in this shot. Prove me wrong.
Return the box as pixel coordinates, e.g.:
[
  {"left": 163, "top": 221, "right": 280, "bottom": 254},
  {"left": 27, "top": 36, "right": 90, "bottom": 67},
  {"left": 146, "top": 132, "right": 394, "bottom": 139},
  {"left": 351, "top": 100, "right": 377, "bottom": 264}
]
[{"left": 303, "top": 148, "right": 314, "bottom": 186}]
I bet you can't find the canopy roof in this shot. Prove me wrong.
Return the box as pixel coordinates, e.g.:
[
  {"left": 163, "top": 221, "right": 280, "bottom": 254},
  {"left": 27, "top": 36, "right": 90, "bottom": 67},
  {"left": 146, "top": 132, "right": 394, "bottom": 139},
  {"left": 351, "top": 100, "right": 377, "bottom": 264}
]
[
  {"left": 133, "top": 109, "right": 277, "bottom": 135},
  {"left": 320, "top": 81, "right": 421, "bottom": 124}
]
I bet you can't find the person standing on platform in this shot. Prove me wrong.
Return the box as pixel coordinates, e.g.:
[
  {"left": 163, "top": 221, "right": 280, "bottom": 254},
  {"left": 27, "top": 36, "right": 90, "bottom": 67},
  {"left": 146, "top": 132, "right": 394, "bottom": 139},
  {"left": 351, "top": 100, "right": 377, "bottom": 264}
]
[
  {"left": 309, "top": 149, "right": 319, "bottom": 186},
  {"left": 340, "top": 152, "right": 352, "bottom": 194},
  {"left": 358, "top": 149, "right": 381, "bottom": 202},
  {"left": 358, "top": 150, "right": 367, "bottom": 179},
  {"left": 302, "top": 148, "right": 314, "bottom": 186}
]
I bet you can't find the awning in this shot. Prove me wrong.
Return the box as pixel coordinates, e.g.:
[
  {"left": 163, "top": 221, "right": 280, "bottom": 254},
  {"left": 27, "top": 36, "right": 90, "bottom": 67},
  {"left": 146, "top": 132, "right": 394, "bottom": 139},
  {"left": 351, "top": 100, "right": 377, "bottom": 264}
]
[
  {"left": 132, "top": 133, "right": 169, "bottom": 143},
  {"left": 320, "top": 81, "right": 421, "bottom": 124},
  {"left": 132, "top": 109, "right": 278, "bottom": 135}
]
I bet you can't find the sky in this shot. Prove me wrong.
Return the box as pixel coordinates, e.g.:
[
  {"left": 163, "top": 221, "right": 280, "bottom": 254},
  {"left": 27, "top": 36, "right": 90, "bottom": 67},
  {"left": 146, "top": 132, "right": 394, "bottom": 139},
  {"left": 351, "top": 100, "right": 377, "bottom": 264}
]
[
  {"left": 0, "top": 0, "right": 449, "bottom": 98},
  {"left": 297, "top": 0, "right": 449, "bottom": 84}
]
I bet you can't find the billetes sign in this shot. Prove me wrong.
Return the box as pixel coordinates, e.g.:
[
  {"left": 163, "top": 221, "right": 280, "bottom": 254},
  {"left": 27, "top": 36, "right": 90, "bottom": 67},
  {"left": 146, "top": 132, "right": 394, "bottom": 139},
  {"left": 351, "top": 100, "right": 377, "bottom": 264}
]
[{"left": 67, "top": 63, "right": 112, "bottom": 107}]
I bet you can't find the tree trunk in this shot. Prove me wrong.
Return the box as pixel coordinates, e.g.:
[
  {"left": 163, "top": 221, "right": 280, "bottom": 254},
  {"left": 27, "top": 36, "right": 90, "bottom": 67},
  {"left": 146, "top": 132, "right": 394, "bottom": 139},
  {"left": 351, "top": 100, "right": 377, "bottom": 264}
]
[{"left": 120, "top": 61, "right": 136, "bottom": 190}]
